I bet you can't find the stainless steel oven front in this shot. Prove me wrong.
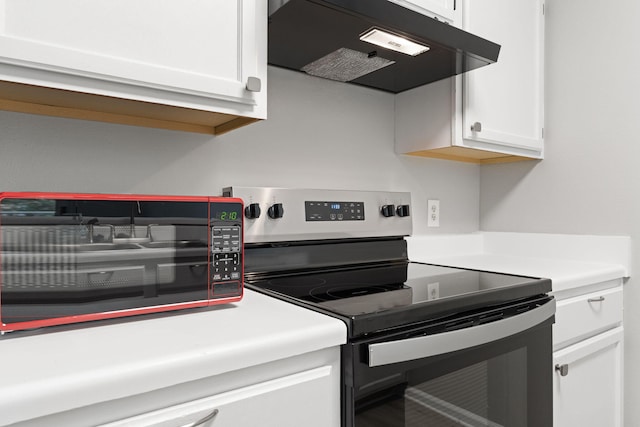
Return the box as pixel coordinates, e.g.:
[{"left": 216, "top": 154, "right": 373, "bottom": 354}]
[{"left": 346, "top": 295, "right": 555, "bottom": 427}]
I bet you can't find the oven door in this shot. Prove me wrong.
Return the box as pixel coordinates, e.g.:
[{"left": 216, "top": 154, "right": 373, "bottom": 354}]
[{"left": 345, "top": 297, "right": 555, "bottom": 427}]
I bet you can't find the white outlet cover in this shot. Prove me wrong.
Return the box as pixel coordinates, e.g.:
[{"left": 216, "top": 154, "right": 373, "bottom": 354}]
[{"left": 427, "top": 199, "right": 440, "bottom": 227}]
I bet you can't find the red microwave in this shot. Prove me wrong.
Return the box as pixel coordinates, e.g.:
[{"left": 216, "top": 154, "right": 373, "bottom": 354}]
[{"left": 0, "top": 192, "right": 244, "bottom": 333}]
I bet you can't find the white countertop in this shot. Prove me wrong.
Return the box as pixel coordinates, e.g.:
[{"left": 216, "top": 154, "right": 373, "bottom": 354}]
[
  {"left": 0, "top": 289, "right": 347, "bottom": 425},
  {"left": 407, "top": 232, "right": 631, "bottom": 293},
  {"left": 412, "top": 253, "right": 626, "bottom": 292}
]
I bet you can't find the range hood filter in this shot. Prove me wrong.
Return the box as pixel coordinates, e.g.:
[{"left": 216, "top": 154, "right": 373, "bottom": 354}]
[{"left": 301, "top": 48, "right": 395, "bottom": 82}]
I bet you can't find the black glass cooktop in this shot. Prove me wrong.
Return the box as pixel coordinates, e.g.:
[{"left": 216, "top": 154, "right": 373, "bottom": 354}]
[{"left": 245, "top": 261, "right": 551, "bottom": 338}]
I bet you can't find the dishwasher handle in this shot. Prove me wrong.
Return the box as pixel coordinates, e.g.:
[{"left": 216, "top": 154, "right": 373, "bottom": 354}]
[{"left": 368, "top": 299, "right": 555, "bottom": 367}]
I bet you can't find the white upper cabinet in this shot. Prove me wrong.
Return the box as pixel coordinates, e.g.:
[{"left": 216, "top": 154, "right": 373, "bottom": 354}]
[
  {"left": 388, "top": 0, "right": 460, "bottom": 26},
  {"left": 0, "top": 0, "right": 267, "bottom": 134},
  {"left": 395, "top": 0, "right": 545, "bottom": 164},
  {"left": 459, "top": 0, "right": 544, "bottom": 156}
]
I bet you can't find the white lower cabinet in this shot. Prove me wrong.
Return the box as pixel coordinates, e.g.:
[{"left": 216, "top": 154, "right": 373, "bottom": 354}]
[
  {"left": 11, "top": 347, "right": 341, "bottom": 427},
  {"left": 99, "top": 366, "right": 334, "bottom": 427},
  {"left": 553, "top": 328, "right": 623, "bottom": 427},
  {"left": 552, "top": 282, "right": 624, "bottom": 427}
]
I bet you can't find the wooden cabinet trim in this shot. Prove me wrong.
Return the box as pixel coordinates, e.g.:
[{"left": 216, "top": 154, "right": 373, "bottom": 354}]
[{"left": 0, "top": 81, "right": 260, "bottom": 134}]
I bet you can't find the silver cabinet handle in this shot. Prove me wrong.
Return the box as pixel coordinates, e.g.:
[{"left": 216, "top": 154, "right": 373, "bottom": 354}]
[
  {"left": 588, "top": 296, "right": 605, "bottom": 302},
  {"left": 555, "top": 364, "right": 569, "bottom": 376},
  {"left": 470, "top": 121, "right": 482, "bottom": 132},
  {"left": 246, "top": 76, "right": 262, "bottom": 92},
  {"left": 368, "top": 299, "right": 555, "bottom": 367},
  {"left": 187, "top": 409, "right": 219, "bottom": 427}
]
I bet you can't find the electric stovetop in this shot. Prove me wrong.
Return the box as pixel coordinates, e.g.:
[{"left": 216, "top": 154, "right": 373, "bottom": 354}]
[{"left": 245, "top": 261, "right": 551, "bottom": 339}]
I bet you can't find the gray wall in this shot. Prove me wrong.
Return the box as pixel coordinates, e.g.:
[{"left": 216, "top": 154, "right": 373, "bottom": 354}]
[
  {"left": 480, "top": 0, "right": 640, "bottom": 424},
  {"left": 0, "top": 66, "right": 480, "bottom": 235}
]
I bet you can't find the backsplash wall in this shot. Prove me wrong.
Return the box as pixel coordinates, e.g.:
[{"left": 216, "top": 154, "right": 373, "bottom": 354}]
[{"left": 0, "top": 66, "right": 479, "bottom": 235}]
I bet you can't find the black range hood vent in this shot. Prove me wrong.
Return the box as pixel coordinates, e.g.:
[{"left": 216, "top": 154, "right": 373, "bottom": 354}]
[{"left": 268, "top": 0, "right": 501, "bottom": 93}]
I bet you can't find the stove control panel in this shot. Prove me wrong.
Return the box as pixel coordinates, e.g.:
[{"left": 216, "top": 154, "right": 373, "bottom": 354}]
[
  {"left": 305, "top": 201, "right": 364, "bottom": 221},
  {"left": 222, "top": 187, "right": 411, "bottom": 244}
]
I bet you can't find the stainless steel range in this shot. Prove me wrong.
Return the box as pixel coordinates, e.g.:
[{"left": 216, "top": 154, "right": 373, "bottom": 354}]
[{"left": 224, "top": 187, "right": 555, "bottom": 427}]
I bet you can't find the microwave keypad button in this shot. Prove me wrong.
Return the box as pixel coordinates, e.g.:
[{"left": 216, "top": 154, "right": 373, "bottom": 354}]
[
  {"left": 212, "top": 226, "right": 241, "bottom": 254},
  {"left": 212, "top": 252, "right": 241, "bottom": 283}
]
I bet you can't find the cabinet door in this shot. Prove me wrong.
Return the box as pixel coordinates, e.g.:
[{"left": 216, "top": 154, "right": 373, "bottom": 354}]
[
  {"left": 553, "top": 328, "right": 623, "bottom": 427},
  {"left": 98, "top": 366, "right": 337, "bottom": 427},
  {"left": 388, "top": 0, "right": 458, "bottom": 25},
  {"left": 458, "top": 0, "right": 544, "bottom": 155},
  {"left": 0, "top": 0, "right": 266, "bottom": 119}
]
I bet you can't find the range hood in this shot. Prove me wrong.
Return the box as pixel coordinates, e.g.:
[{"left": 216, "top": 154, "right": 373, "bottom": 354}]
[{"left": 268, "top": 0, "right": 501, "bottom": 93}]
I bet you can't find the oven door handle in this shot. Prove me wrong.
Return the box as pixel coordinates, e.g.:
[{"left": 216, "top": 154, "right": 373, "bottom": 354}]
[{"left": 368, "top": 299, "right": 555, "bottom": 367}]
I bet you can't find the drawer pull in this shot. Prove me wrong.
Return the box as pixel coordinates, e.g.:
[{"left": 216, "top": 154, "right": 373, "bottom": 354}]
[
  {"left": 188, "top": 408, "right": 219, "bottom": 426},
  {"left": 555, "top": 364, "right": 569, "bottom": 376},
  {"left": 588, "top": 296, "right": 605, "bottom": 303}
]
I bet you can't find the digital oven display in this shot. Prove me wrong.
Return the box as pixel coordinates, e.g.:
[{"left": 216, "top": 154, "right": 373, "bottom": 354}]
[
  {"left": 305, "top": 201, "right": 364, "bottom": 221},
  {"left": 211, "top": 203, "right": 242, "bottom": 222}
]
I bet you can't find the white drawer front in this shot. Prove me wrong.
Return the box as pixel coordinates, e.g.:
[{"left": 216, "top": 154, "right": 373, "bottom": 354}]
[
  {"left": 554, "top": 286, "right": 622, "bottom": 349},
  {"left": 98, "top": 366, "right": 335, "bottom": 427}
]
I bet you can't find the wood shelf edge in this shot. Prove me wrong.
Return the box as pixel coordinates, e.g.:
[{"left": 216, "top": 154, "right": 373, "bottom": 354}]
[
  {"left": 405, "top": 147, "right": 540, "bottom": 165},
  {"left": 0, "top": 81, "right": 261, "bottom": 135}
]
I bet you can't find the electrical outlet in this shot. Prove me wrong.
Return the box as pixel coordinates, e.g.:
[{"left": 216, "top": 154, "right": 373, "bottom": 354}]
[
  {"left": 427, "top": 282, "right": 440, "bottom": 300},
  {"left": 427, "top": 200, "right": 440, "bottom": 227}
]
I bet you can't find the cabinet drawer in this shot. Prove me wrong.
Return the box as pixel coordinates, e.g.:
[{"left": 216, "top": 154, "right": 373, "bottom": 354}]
[
  {"left": 554, "top": 287, "right": 622, "bottom": 349},
  {"left": 98, "top": 366, "right": 335, "bottom": 427}
]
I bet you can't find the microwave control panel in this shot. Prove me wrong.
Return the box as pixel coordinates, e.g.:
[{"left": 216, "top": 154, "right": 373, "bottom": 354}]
[{"left": 210, "top": 201, "right": 243, "bottom": 299}]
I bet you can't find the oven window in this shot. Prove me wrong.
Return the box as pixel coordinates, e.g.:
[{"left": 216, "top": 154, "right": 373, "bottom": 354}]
[{"left": 356, "top": 347, "right": 528, "bottom": 427}]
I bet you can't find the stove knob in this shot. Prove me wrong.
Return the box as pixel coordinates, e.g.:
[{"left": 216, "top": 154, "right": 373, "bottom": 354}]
[
  {"left": 381, "top": 204, "right": 396, "bottom": 217},
  {"left": 267, "top": 203, "right": 284, "bottom": 219},
  {"left": 396, "top": 205, "right": 410, "bottom": 217},
  {"left": 244, "top": 203, "right": 261, "bottom": 219}
]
